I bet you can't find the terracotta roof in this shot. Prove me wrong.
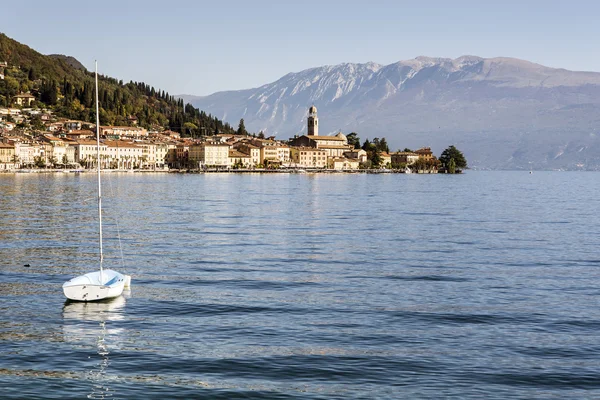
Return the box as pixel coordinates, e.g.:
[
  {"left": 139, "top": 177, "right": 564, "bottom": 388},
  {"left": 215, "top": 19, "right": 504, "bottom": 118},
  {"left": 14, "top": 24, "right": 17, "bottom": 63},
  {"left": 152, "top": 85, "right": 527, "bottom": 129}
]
[
  {"left": 234, "top": 142, "right": 259, "bottom": 149},
  {"left": 104, "top": 140, "right": 140, "bottom": 148},
  {"left": 292, "top": 146, "right": 327, "bottom": 152},
  {"left": 308, "top": 135, "right": 345, "bottom": 141},
  {"left": 200, "top": 142, "right": 231, "bottom": 147},
  {"left": 65, "top": 130, "right": 94, "bottom": 135},
  {"left": 102, "top": 126, "right": 146, "bottom": 131},
  {"left": 14, "top": 93, "right": 35, "bottom": 98},
  {"left": 317, "top": 145, "right": 354, "bottom": 149},
  {"left": 229, "top": 150, "right": 250, "bottom": 158},
  {"left": 331, "top": 157, "right": 358, "bottom": 162},
  {"left": 74, "top": 140, "right": 102, "bottom": 145}
]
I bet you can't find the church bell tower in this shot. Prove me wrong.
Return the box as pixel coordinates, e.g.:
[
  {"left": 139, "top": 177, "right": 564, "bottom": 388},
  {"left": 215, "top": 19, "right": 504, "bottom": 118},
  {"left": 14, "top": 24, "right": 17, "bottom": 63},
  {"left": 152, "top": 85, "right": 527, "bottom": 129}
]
[{"left": 307, "top": 105, "right": 318, "bottom": 136}]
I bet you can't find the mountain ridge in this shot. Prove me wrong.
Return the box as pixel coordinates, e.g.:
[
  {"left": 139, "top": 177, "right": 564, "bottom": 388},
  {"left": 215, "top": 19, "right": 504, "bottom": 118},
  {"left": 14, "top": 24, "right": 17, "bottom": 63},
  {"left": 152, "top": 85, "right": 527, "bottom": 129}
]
[{"left": 181, "top": 56, "right": 600, "bottom": 169}]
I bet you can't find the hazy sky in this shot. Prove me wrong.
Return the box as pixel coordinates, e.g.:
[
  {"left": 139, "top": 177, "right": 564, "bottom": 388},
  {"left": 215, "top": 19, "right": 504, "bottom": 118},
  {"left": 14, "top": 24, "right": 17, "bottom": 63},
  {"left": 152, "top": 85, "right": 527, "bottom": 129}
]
[{"left": 2, "top": 0, "right": 599, "bottom": 95}]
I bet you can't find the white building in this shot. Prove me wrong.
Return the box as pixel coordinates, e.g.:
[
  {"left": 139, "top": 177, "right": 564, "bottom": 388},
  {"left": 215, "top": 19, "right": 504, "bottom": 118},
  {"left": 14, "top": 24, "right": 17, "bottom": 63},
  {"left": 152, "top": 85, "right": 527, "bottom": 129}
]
[
  {"left": 104, "top": 140, "right": 143, "bottom": 169},
  {"left": 73, "top": 139, "right": 108, "bottom": 168},
  {"left": 189, "top": 142, "right": 231, "bottom": 167}
]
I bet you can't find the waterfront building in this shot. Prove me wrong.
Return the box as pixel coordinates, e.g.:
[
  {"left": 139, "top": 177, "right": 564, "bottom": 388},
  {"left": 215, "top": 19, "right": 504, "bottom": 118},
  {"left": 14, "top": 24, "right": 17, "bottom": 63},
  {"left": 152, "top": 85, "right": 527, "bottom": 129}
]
[
  {"left": 233, "top": 141, "right": 260, "bottom": 166},
  {"left": 290, "top": 146, "right": 328, "bottom": 168},
  {"left": 343, "top": 149, "right": 368, "bottom": 163},
  {"left": 381, "top": 152, "right": 392, "bottom": 167},
  {"left": 249, "top": 138, "right": 290, "bottom": 166},
  {"left": 72, "top": 139, "right": 108, "bottom": 168},
  {"left": 288, "top": 107, "right": 356, "bottom": 168},
  {"left": 15, "top": 142, "right": 40, "bottom": 167},
  {"left": 290, "top": 131, "right": 353, "bottom": 159},
  {"left": 154, "top": 142, "right": 169, "bottom": 169},
  {"left": 175, "top": 143, "right": 190, "bottom": 168},
  {"left": 0, "top": 143, "right": 16, "bottom": 170},
  {"left": 228, "top": 149, "right": 252, "bottom": 168},
  {"left": 189, "top": 142, "right": 230, "bottom": 168},
  {"left": 328, "top": 157, "right": 360, "bottom": 170},
  {"left": 136, "top": 141, "right": 158, "bottom": 169},
  {"left": 134, "top": 141, "right": 169, "bottom": 169},
  {"left": 165, "top": 142, "right": 179, "bottom": 168},
  {"left": 39, "top": 135, "right": 71, "bottom": 165},
  {"left": 415, "top": 147, "right": 434, "bottom": 160},
  {"left": 104, "top": 140, "right": 143, "bottom": 169},
  {"left": 391, "top": 151, "right": 419, "bottom": 166}
]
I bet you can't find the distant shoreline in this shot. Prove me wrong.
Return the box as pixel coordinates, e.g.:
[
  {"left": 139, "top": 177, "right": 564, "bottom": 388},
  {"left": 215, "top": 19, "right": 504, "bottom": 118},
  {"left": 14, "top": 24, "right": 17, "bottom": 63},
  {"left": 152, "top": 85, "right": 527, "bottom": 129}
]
[{"left": 0, "top": 168, "right": 441, "bottom": 175}]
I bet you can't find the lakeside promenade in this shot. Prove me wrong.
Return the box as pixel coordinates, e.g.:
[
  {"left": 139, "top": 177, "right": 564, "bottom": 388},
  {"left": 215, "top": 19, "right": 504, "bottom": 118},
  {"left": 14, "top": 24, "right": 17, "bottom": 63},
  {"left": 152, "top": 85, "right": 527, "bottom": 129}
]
[{"left": 1, "top": 167, "right": 429, "bottom": 174}]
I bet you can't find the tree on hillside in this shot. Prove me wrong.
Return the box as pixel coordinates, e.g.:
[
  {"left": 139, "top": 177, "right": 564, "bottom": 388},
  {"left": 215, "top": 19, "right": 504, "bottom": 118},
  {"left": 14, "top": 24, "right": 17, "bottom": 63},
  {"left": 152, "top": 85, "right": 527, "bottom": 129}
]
[
  {"left": 30, "top": 114, "right": 45, "bottom": 130},
  {"left": 40, "top": 80, "right": 58, "bottom": 105},
  {"left": 439, "top": 145, "right": 467, "bottom": 173},
  {"left": 3, "top": 76, "right": 20, "bottom": 100},
  {"left": 28, "top": 68, "right": 37, "bottom": 81},
  {"left": 237, "top": 118, "right": 248, "bottom": 136},
  {"left": 183, "top": 122, "right": 198, "bottom": 136}
]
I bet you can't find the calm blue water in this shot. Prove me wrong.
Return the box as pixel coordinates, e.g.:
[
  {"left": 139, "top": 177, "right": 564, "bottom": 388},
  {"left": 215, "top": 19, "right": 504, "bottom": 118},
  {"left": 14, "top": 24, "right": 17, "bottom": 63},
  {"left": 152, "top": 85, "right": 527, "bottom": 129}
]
[{"left": 1, "top": 171, "right": 599, "bottom": 399}]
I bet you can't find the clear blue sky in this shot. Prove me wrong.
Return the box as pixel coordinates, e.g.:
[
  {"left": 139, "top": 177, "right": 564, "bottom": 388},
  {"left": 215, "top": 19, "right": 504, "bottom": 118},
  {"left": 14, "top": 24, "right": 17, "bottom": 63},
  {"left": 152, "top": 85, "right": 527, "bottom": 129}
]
[{"left": 3, "top": 0, "right": 598, "bottom": 95}]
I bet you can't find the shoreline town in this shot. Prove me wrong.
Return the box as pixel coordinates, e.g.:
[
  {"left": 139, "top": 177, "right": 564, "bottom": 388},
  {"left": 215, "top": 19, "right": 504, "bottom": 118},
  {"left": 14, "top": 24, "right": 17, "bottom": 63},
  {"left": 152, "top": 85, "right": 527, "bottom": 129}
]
[{"left": 1, "top": 104, "right": 440, "bottom": 174}]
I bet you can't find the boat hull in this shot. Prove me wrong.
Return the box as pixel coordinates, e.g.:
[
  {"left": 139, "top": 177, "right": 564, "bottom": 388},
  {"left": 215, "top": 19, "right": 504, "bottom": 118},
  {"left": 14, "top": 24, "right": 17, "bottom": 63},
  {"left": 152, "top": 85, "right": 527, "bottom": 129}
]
[{"left": 63, "top": 269, "right": 129, "bottom": 302}]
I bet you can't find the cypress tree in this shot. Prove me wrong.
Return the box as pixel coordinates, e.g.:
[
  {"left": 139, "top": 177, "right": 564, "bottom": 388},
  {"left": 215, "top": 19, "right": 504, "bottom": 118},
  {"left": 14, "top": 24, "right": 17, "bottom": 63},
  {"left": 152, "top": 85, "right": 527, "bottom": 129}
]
[{"left": 237, "top": 118, "right": 247, "bottom": 136}]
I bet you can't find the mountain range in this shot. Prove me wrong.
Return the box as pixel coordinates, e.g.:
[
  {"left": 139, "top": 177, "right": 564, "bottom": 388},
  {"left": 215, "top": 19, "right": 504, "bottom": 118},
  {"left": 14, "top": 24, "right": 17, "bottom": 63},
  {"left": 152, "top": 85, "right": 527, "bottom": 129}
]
[{"left": 181, "top": 56, "right": 600, "bottom": 170}]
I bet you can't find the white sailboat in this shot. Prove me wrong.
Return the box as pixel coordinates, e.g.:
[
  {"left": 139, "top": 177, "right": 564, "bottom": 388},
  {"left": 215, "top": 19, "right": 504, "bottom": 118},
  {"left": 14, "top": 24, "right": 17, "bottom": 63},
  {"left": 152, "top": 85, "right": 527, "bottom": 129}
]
[{"left": 63, "top": 61, "right": 131, "bottom": 302}]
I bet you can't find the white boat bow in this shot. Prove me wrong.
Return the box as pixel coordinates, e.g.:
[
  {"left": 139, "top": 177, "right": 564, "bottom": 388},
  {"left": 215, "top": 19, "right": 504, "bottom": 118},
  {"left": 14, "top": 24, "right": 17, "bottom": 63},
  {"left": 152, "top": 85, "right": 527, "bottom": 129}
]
[{"left": 63, "top": 269, "right": 131, "bottom": 302}]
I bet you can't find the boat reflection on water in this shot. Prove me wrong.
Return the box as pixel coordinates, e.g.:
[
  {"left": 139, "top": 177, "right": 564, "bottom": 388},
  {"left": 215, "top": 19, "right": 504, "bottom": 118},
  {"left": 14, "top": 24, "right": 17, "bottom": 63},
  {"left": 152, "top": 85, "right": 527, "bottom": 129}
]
[{"left": 62, "top": 293, "right": 129, "bottom": 399}]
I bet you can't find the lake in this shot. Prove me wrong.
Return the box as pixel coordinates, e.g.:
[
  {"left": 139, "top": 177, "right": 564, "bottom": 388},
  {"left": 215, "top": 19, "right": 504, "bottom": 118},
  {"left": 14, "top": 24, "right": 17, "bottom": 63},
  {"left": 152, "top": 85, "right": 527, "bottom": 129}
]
[{"left": 1, "top": 171, "right": 599, "bottom": 399}]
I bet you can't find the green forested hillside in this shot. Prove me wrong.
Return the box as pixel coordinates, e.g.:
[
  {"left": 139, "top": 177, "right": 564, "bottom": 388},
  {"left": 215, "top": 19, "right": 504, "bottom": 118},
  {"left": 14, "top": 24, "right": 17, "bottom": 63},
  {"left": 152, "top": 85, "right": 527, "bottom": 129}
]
[{"left": 0, "top": 33, "right": 234, "bottom": 136}]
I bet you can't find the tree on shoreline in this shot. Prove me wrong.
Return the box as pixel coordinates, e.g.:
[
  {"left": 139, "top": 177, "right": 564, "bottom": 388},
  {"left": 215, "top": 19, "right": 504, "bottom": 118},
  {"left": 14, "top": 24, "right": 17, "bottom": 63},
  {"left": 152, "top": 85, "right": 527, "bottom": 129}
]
[{"left": 439, "top": 145, "right": 467, "bottom": 173}]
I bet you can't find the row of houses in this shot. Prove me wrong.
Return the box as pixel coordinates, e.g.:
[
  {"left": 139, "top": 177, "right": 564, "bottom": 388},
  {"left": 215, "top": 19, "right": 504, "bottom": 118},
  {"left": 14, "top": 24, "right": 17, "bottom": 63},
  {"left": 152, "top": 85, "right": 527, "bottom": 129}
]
[
  {"left": 0, "top": 131, "right": 369, "bottom": 171},
  {"left": 1, "top": 105, "right": 437, "bottom": 172}
]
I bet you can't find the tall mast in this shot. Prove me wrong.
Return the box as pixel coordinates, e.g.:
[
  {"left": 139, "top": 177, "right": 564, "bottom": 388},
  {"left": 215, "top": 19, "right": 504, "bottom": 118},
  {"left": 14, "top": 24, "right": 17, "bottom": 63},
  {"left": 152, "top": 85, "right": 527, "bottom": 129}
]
[{"left": 95, "top": 61, "right": 104, "bottom": 281}]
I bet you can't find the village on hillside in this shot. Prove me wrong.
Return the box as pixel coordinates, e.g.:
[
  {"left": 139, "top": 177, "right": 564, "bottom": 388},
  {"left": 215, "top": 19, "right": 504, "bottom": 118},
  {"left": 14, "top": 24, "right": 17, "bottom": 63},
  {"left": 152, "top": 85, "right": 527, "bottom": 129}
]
[{"left": 0, "top": 100, "right": 442, "bottom": 173}]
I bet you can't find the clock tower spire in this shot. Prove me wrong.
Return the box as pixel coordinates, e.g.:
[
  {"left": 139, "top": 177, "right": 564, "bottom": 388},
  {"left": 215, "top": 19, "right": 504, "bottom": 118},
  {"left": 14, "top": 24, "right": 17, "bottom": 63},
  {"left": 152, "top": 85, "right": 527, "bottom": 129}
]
[{"left": 307, "top": 105, "right": 318, "bottom": 136}]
